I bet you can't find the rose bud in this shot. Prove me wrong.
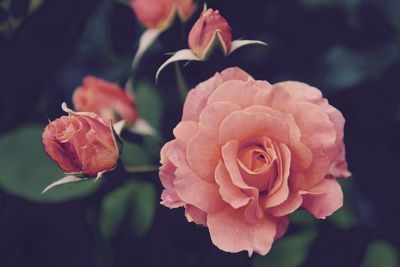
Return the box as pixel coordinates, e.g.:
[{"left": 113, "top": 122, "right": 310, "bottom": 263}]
[
  {"left": 159, "top": 67, "right": 350, "bottom": 256},
  {"left": 188, "top": 8, "right": 232, "bottom": 59},
  {"left": 42, "top": 109, "right": 119, "bottom": 177},
  {"left": 130, "top": 0, "right": 195, "bottom": 29},
  {"left": 72, "top": 76, "right": 138, "bottom": 125}
]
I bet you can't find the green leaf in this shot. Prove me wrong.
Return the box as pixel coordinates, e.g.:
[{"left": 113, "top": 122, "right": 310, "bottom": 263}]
[
  {"left": 135, "top": 82, "right": 163, "bottom": 131},
  {"left": 99, "top": 180, "right": 156, "bottom": 239},
  {"left": 290, "top": 209, "right": 317, "bottom": 227},
  {"left": 0, "top": 126, "right": 99, "bottom": 203},
  {"left": 328, "top": 178, "right": 358, "bottom": 229},
  {"left": 121, "top": 142, "right": 153, "bottom": 167},
  {"left": 252, "top": 230, "right": 316, "bottom": 267},
  {"left": 362, "top": 240, "right": 399, "bottom": 267}
]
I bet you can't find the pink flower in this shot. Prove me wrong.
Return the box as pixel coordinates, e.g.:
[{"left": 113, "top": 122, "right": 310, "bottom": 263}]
[
  {"left": 72, "top": 76, "right": 138, "bottom": 125},
  {"left": 159, "top": 67, "right": 350, "bottom": 255},
  {"left": 42, "top": 112, "right": 119, "bottom": 177},
  {"left": 130, "top": 0, "right": 195, "bottom": 29},
  {"left": 188, "top": 8, "right": 232, "bottom": 59}
]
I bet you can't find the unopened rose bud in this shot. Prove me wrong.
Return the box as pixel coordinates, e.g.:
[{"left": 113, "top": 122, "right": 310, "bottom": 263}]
[
  {"left": 188, "top": 8, "right": 232, "bottom": 59},
  {"left": 130, "top": 0, "right": 195, "bottom": 29},
  {"left": 42, "top": 112, "right": 119, "bottom": 176},
  {"left": 72, "top": 76, "right": 138, "bottom": 125}
]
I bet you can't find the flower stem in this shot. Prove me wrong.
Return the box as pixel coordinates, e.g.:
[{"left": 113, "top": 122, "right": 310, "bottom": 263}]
[{"left": 124, "top": 165, "right": 160, "bottom": 174}]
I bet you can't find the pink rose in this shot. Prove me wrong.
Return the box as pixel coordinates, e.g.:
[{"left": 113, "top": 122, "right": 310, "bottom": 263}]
[
  {"left": 188, "top": 8, "right": 232, "bottom": 59},
  {"left": 42, "top": 111, "right": 119, "bottom": 177},
  {"left": 130, "top": 0, "right": 195, "bottom": 29},
  {"left": 72, "top": 76, "right": 138, "bottom": 125},
  {"left": 159, "top": 67, "right": 350, "bottom": 255}
]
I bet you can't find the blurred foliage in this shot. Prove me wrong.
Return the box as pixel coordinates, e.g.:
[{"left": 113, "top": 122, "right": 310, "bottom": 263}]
[
  {"left": 100, "top": 180, "right": 156, "bottom": 239},
  {"left": 361, "top": 240, "right": 399, "bottom": 267},
  {"left": 0, "top": 126, "right": 99, "bottom": 202},
  {"left": 0, "top": 0, "right": 45, "bottom": 38},
  {"left": 253, "top": 230, "right": 317, "bottom": 267},
  {"left": 134, "top": 81, "right": 163, "bottom": 131}
]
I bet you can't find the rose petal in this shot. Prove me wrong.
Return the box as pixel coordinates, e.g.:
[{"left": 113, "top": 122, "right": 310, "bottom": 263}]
[
  {"left": 215, "top": 161, "right": 251, "bottom": 209},
  {"left": 268, "top": 192, "right": 303, "bottom": 217},
  {"left": 208, "top": 80, "right": 270, "bottom": 109},
  {"left": 168, "top": 142, "right": 224, "bottom": 214},
  {"left": 222, "top": 140, "right": 263, "bottom": 223},
  {"left": 186, "top": 102, "right": 240, "bottom": 181},
  {"left": 301, "top": 178, "right": 343, "bottom": 219},
  {"left": 173, "top": 120, "right": 199, "bottom": 143},
  {"left": 185, "top": 204, "right": 207, "bottom": 226},
  {"left": 207, "top": 206, "right": 288, "bottom": 256},
  {"left": 161, "top": 189, "right": 183, "bottom": 208},
  {"left": 182, "top": 67, "right": 251, "bottom": 121},
  {"left": 219, "top": 110, "right": 293, "bottom": 146},
  {"left": 264, "top": 143, "right": 291, "bottom": 208}
]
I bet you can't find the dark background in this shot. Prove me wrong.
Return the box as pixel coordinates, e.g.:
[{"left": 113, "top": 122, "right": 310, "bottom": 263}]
[{"left": 0, "top": 0, "right": 399, "bottom": 266}]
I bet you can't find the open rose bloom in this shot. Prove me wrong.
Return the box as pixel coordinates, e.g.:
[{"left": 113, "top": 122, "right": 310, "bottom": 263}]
[{"left": 159, "top": 67, "right": 350, "bottom": 255}]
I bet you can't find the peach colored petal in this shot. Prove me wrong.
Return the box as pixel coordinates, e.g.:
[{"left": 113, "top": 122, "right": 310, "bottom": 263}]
[
  {"left": 186, "top": 102, "right": 240, "bottom": 181},
  {"left": 264, "top": 143, "right": 291, "bottom": 208},
  {"left": 167, "top": 142, "right": 224, "bottom": 214},
  {"left": 291, "top": 151, "right": 331, "bottom": 191},
  {"left": 173, "top": 120, "right": 198, "bottom": 143},
  {"left": 215, "top": 161, "right": 251, "bottom": 209},
  {"left": 294, "top": 102, "right": 336, "bottom": 150},
  {"left": 329, "top": 143, "right": 351, "bottom": 178},
  {"left": 182, "top": 67, "right": 252, "bottom": 121},
  {"left": 208, "top": 80, "right": 270, "bottom": 109},
  {"left": 274, "top": 81, "right": 324, "bottom": 105},
  {"left": 243, "top": 105, "right": 313, "bottom": 172},
  {"left": 159, "top": 141, "right": 176, "bottom": 190},
  {"left": 275, "top": 215, "right": 290, "bottom": 240},
  {"left": 207, "top": 206, "right": 287, "bottom": 256},
  {"left": 268, "top": 193, "right": 303, "bottom": 217},
  {"left": 222, "top": 140, "right": 263, "bottom": 223},
  {"left": 160, "top": 141, "right": 184, "bottom": 208},
  {"left": 185, "top": 204, "right": 207, "bottom": 226},
  {"left": 301, "top": 178, "right": 343, "bottom": 219},
  {"left": 161, "top": 189, "right": 183, "bottom": 208},
  {"left": 219, "top": 110, "right": 292, "bottom": 146}
]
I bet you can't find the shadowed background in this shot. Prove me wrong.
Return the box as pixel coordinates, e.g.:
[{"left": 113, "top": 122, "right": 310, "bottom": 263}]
[{"left": 0, "top": 0, "right": 399, "bottom": 266}]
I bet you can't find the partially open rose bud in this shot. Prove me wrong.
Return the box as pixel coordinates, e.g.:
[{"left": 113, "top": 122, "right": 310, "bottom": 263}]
[
  {"left": 130, "top": 0, "right": 195, "bottom": 29},
  {"left": 72, "top": 76, "right": 138, "bottom": 125},
  {"left": 42, "top": 110, "right": 119, "bottom": 177},
  {"left": 188, "top": 8, "right": 232, "bottom": 59}
]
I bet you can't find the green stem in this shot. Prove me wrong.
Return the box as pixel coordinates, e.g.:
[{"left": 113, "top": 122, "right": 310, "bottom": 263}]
[
  {"left": 174, "top": 62, "right": 188, "bottom": 100},
  {"left": 124, "top": 165, "right": 160, "bottom": 174}
]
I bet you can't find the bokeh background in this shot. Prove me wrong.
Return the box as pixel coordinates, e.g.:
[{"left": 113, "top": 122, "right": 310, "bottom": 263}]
[{"left": 0, "top": 0, "right": 399, "bottom": 266}]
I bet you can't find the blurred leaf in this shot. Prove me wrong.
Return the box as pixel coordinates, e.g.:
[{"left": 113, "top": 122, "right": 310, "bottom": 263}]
[
  {"left": 323, "top": 45, "right": 400, "bottom": 91},
  {"left": 0, "top": 126, "right": 99, "bottom": 202},
  {"left": 100, "top": 180, "right": 156, "bottom": 239},
  {"left": 252, "top": 230, "right": 316, "bottom": 267},
  {"left": 328, "top": 178, "right": 358, "bottom": 229},
  {"left": 135, "top": 81, "right": 163, "bottom": 131},
  {"left": 361, "top": 240, "right": 399, "bottom": 267},
  {"left": 121, "top": 141, "right": 152, "bottom": 167},
  {"left": 290, "top": 209, "right": 317, "bottom": 227}
]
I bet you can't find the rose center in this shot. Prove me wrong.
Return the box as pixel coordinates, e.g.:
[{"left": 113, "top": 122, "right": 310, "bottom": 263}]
[{"left": 237, "top": 144, "right": 278, "bottom": 191}]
